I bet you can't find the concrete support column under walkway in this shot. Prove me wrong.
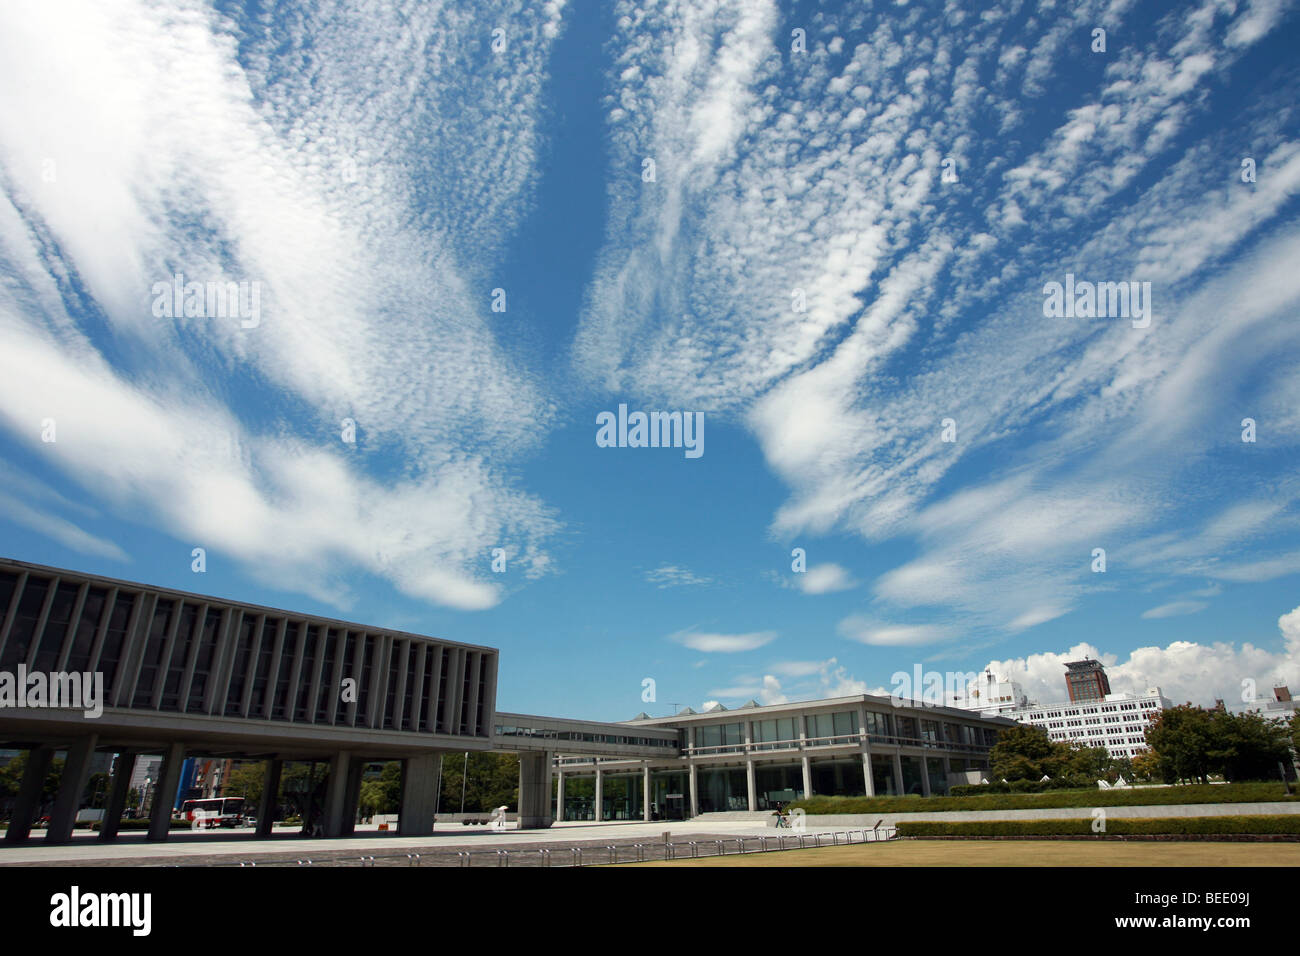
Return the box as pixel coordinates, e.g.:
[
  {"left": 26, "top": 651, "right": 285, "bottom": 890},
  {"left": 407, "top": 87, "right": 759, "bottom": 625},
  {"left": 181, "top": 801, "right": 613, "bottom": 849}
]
[
  {"left": 745, "top": 759, "right": 756, "bottom": 812},
  {"left": 322, "top": 750, "right": 356, "bottom": 837},
  {"left": 555, "top": 769, "right": 564, "bottom": 822},
  {"left": 256, "top": 759, "right": 282, "bottom": 837},
  {"left": 594, "top": 765, "right": 604, "bottom": 822},
  {"left": 99, "top": 752, "right": 137, "bottom": 841},
  {"left": 688, "top": 763, "right": 699, "bottom": 818},
  {"left": 47, "top": 733, "right": 99, "bottom": 844},
  {"left": 339, "top": 757, "right": 364, "bottom": 836},
  {"left": 801, "top": 755, "right": 812, "bottom": 799},
  {"left": 517, "top": 751, "right": 554, "bottom": 829},
  {"left": 920, "top": 755, "right": 932, "bottom": 797},
  {"left": 148, "top": 741, "right": 186, "bottom": 842},
  {"left": 399, "top": 753, "right": 440, "bottom": 836},
  {"left": 4, "top": 744, "right": 54, "bottom": 843},
  {"left": 892, "top": 751, "right": 904, "bottom": 797},
  {"left": 642, "top": 765, "right": 651, "bottom": 822}
]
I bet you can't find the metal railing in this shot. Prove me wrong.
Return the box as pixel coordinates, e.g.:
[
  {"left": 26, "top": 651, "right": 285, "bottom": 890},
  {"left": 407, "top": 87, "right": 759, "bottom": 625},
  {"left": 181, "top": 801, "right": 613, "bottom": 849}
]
[{"left": 233, "top": 826, "right": 898, "bottom": 868}]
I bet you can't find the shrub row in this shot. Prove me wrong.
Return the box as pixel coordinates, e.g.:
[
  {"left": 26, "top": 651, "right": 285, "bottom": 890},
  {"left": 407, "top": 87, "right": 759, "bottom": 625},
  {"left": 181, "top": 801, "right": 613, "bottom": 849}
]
[
  {"left": 950, "top": 779, "right": 1094, "bottom": 795},
  {"left": 896, "top": 814, "right": 1300, "bottom": 837},
  {"left": 789, "top": 782, "right": 1297, "bottom": 815}
]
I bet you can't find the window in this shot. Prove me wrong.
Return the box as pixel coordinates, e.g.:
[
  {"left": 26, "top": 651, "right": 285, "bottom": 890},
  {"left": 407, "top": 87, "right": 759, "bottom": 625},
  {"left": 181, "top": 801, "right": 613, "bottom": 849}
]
[
  {"left": 753, "top": 717, "right": 799, "bottom": 749},
  {"left": 697, "top": 722, "right": 744, "bottom": 752}
]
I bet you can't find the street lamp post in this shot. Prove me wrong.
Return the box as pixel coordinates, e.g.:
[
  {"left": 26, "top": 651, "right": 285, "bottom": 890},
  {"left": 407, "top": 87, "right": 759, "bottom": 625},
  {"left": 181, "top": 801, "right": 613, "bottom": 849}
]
[{"left": 459, "top": 752, "right": 469, "bottom": 815}]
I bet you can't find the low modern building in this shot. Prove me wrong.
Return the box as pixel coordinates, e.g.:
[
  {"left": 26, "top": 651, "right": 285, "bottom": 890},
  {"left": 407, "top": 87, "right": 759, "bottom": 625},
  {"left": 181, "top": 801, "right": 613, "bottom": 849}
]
[
  {"left": 0, "top": 557, "right": 1016, "bottom": 842},
  {"left": 550, "top": 696, "right": 1013, "bottom": 821}
]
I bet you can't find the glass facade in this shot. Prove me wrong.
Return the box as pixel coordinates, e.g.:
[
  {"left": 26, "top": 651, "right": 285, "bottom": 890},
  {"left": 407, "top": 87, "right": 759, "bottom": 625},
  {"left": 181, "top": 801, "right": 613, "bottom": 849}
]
[
  {"left": 754, "top": 764, "right": 803, "bottom": 809},
  {"left": 864, "top": 710, "right": 893, "bottom": 737},
  {"left": 806, "top": 711, "right": 856, "bottom": 744},
  {"left": 751, "top": 716, "right": 799, "bottom": 750},
  {"left": 697, "top": 766, "right": 748, "bottom": 812},
  {"left": 926, "top": 757, "right": 949, "bottom": 795},
  {"left": 650, "top": 771, "right": 688, "bottom": 820},
  {"left": 870, "top": 754, "right": 898, "bottom": 795},
  {"left": 810, "top": 758, "right": 866, "bottom": 797},
  {"left": 695, "top": 722, "right": 744, "bottom": 753},
  {"left": 900, "top": 755, "right": 925, "bottom": 795}
]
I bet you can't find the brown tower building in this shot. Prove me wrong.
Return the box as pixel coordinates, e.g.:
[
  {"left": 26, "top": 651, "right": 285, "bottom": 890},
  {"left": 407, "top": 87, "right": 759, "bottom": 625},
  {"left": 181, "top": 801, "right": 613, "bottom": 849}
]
[{"left": 1064, "top": 659, "right": 1111, "bottom": 703}]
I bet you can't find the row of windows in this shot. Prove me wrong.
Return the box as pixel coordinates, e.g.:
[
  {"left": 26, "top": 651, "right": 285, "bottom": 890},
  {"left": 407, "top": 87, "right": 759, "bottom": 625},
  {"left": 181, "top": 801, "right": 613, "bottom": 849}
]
[
  {"left": 496, "top": 726, "right": 678, "bottom": 748},
  {"left": 0, "top": 570, "right": 492, "bottom": 736},
  {"left": 1029, "top": 702, "right": 1162, "bottom": 721},
  {"left": 688, "top": 711, "right": 998, "bottom": 750}
]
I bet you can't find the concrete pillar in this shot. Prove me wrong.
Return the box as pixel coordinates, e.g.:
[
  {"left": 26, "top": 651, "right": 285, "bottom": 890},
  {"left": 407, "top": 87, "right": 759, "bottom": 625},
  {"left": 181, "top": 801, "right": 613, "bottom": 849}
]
[
  {"left": 801, "top": 755, "right": 812, "bottom": 799},
  {"left": 398, "top": 753, "right": 440, "bottom": 835},
  {"left": 47, "top": 734, "right": 100, "bottom": 843},
  {"left": 148, "top": 742, "right": 185, "bottom": 842},
  {"left": 321, "top": 750, "right": 352, "bottom": 837},
  {"left": 642, "top": 766, "right": 651, "bottom": 822},
  {"left": 555, "top": 769, "right": 565, "bottom": 822},
  {"left": 517, "top": 751, "right": 553, "bottom": 829},
  {"left": 688, "top": 763, "right": 699, "bottom": 818},
  {"left": 594, "top": 765, "right": 603, "bottom": 822},
  {"left": 256, "top": 759, "right": 282, "bottom": 837},
  {"left": 892, "top": 751, "right": 904, "bottom": 796},
  {"left": 861, "top": 752, "right": 875, "bottom": 798},
  {"left": 745, "top": 759, "right": 756, "bottom": 812},
  {"left": 921, "top": 756, "right": 932, "bottom": 797},
  {"left": 339, "top": 757, "right": 364, "bottom": 836},
  {"left": 5, "top": 745, "right": 55, "bottom": 843},
  {"left": 99, "top": 753, "right": 137, "bottom": 841}
]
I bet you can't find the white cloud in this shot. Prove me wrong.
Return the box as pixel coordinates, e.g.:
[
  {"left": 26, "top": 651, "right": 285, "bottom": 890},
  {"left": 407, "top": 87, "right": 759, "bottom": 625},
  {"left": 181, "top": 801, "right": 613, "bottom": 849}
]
[
  {"left": 0, "top": 0, "right": 569, "bottom": 610},
  {"left": 794, "top": 562, "right": 857, "bottom": 595},
  {"left": 1140, "top": 600, "right": 1209, "bottom": 619},
  {"left": 645, "top": 564, "right": 714, "bottom": 588},
  {"left": 839, "top": 617, "right": 951, "bottom": 647},
  {"left": 575, "top": 0, "right": 1300, "bottom": 641},
  {"left": 670, "top": 629, "right": 776, "bottom": 653},
  {"left": 984, "top": 605, "right": 1300, "bottom": 708}
]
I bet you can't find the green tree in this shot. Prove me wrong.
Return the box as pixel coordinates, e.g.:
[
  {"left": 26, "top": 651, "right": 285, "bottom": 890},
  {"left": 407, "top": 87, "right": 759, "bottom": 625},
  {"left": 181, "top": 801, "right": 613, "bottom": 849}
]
[
  {"left": 358, "top": 761, "right": 401, "bottom": 819},
  {"left": 438, "top": 752, "right": 520, "bottom": 812},
  {"left": 1057, "top": 744, "right": 1113, "bottom": 784},
  {"left": 222, "top": 760, "right": 267, "bottom": 807},
  {"left": 989, "top": 725, "right": 1058, "bottom": 781},
  {"left": 1208, "top": 710, "right": 1290, "bottom": 782},
  {"left": 1145, "top": 704, "right": 1218, "bottom": 783}
]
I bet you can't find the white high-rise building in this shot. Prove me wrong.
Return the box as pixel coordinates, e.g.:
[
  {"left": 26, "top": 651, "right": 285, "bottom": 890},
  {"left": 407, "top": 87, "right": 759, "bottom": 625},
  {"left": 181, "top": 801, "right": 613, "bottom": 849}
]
[
  {"left": 951, "top": 668, "right": 1171, "bottom": 759},
  {"left": 1017, "top": 688, "right": 1170, "bottom": 759}
]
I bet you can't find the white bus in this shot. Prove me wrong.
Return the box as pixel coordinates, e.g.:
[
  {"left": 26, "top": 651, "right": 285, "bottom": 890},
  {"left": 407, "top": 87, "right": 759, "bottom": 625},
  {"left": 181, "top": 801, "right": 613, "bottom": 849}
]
[{"left": 181, "top": 797, "right": 246, "bottom": 829}]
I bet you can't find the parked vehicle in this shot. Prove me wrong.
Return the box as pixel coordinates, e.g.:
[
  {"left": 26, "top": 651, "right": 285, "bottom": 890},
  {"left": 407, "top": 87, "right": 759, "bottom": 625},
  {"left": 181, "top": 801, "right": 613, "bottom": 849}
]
[{"left": 181, "top": 797, "right": 245, "bottom": 829}]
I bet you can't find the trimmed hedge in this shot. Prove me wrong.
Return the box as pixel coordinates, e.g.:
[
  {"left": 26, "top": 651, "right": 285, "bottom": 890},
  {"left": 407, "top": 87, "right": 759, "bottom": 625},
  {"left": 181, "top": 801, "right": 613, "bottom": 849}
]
[
  {"left": 897, "top": 815, "right": 1300, "bottom": 837},
  {"left": 789, "top": 782, "right": 1297, "bottom": 815},
  {"left": 950, "top": 779, "right": 1090, "bottom": 796}
]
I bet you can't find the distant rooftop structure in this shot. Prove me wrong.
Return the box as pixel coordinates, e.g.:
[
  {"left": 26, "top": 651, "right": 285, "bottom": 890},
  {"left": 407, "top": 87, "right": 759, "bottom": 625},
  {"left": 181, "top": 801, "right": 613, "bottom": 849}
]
[
  {"left": 1242, "top": 683, "right": 1298, "bottom": 723},
  {"left": 1064, "top": 659, "right": 1112, "bottom": 703}
]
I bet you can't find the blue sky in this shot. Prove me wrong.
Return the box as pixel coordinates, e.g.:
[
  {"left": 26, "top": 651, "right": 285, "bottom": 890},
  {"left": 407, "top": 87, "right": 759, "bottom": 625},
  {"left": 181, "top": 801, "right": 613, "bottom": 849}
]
[{"left": 1, "top": 0, "right": 1299, "bottom": 721}]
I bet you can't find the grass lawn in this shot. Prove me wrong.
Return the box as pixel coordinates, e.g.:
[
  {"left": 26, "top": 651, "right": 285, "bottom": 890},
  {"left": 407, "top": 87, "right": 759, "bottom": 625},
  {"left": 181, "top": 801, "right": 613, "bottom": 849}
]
[{"left": 625, "top": 840, "right": 1300, "bottom": 867}]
